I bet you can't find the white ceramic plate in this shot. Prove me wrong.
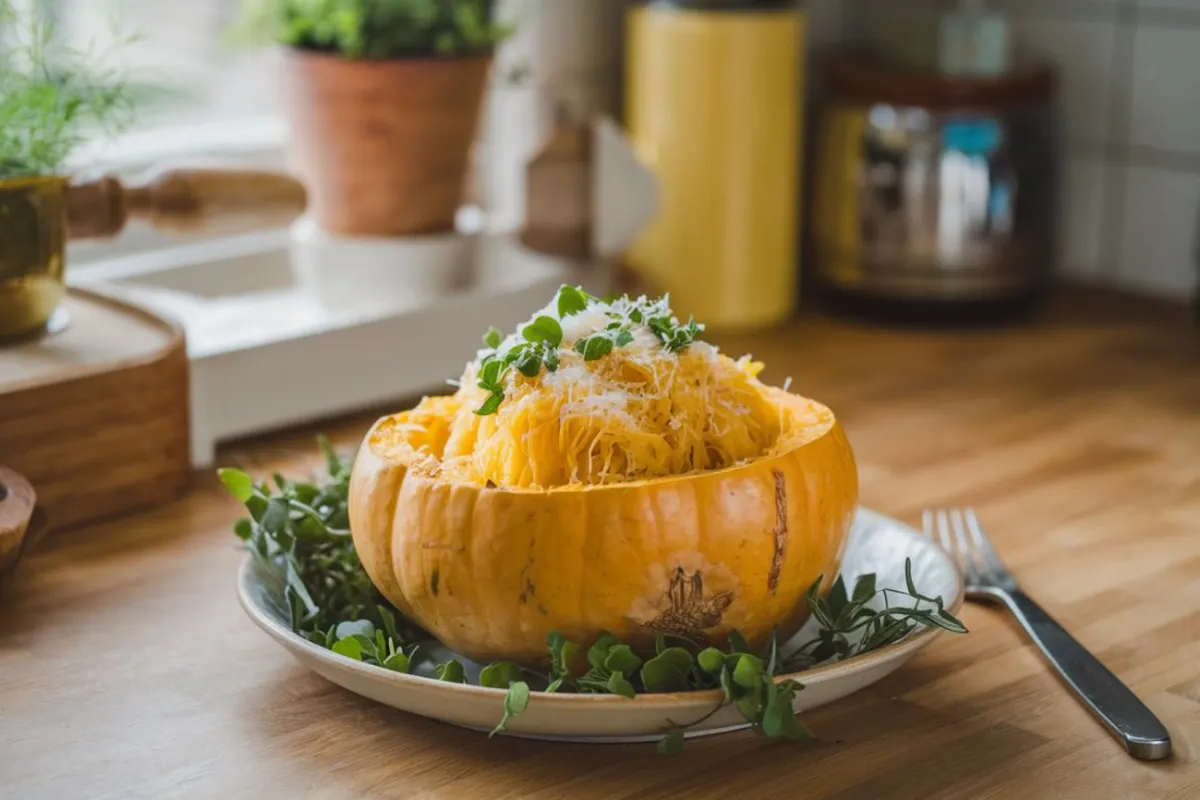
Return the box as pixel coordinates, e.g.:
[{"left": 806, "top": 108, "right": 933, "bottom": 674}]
[{"left": 237, "top": 507, "right": 964, "bottom": 743}]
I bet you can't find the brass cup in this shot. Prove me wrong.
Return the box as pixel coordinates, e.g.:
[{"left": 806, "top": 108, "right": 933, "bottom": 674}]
[{"left": 0, "top": 177, "right": 68, "bottom": 341}]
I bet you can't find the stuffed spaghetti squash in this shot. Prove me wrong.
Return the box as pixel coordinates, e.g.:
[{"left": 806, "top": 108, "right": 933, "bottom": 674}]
[{"left": 350, "top": 287, "right": 857, "bottom": 665}]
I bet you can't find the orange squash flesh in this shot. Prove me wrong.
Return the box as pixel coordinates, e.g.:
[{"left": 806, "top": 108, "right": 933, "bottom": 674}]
[{"left": 349, "top": 390, "right": 858, "bottom": 666}]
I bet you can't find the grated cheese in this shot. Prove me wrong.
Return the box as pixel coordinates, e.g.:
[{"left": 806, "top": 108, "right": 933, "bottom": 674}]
[{"left": 376, "top": 292, "right": 800, "bottom": 489}]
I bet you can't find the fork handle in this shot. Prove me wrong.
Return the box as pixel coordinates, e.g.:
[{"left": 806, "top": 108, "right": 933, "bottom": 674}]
[{"left": 999, "top": 589, "right": 1172, "bottom": 761}]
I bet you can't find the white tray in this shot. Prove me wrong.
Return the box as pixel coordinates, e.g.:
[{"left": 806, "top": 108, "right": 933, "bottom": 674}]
[{"left": 74, "top": 227, "right": 611, "bottom": 467}]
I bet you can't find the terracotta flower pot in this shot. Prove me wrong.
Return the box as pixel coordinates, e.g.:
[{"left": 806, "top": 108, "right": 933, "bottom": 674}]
[{"left": 280, "top": 49, "right": 492, "bottom": 237}]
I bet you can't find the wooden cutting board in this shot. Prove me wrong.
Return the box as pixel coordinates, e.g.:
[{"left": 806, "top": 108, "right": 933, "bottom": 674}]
[{"left": 0, "top": 288, "right": 190, "bottom": 529}]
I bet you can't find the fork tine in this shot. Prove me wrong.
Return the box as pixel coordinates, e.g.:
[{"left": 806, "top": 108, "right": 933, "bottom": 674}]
[
  {"left": 933, "top": 509, "right": 962, "bottom": 575},
  {"left": 949, "top": 509, "right": 977, "bottom": 574},
  {"left": 935, "top": 509, "right": 952, "bottom": 554},
  {"left": 963, "top": 508, "right": 1002, "bottom": 567}
]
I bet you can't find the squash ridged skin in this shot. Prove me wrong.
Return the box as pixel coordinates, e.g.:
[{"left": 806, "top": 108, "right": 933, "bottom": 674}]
[{"left": 349, "top": 400, "right": 858, "bottom": 666}]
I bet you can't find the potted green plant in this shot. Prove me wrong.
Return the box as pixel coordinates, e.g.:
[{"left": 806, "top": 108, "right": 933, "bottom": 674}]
[
  {"left": 0, "top": 1, "right": 141, "bottom": 339},
  {"left": 233, "top": 0, "right": 511, "bottom": 237}
]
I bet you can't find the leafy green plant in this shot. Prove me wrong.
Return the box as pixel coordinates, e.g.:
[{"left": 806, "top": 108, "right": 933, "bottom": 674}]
[
  {"left": 222, "top": 438, "right": 967, "bottom": 753},
  {"left": 0, "top": 1, "right": 145, "bottom": 179},
  {"left": 221, "top": 436, "right": 428, "bottom": 650},
  {"left": 231, "top": 0, "right": 510, "bottom": 59}
]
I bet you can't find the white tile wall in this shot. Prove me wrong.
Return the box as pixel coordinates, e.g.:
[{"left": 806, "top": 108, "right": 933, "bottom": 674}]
[
  {"left": 1009, "top": 14, "right": 1118, "bottom": 146},
  {"left": 1060, "top": 154, "right": 1110, "bottom": 280},
  {"left": 841, "top": 0, "right": 1200, "bottom": 301},
  {"left": 1118, "top": 165, "right": 1200, "bottom": 297},
  {"left": 1129, "top": 25, "right": 1200, "bottom": 154}
]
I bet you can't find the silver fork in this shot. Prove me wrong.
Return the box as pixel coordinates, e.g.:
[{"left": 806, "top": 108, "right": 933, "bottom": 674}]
[{"left": 924, "top": 508, "right": 1172, "bottom": 762}]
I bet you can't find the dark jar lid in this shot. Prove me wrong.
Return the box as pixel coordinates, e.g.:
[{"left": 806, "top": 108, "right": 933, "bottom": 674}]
[{"left": 825, "top": 49, "right": 1059, "bottom": 110}]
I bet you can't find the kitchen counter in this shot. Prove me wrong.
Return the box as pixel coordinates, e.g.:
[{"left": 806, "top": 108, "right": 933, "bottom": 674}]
[{"left": 3, "top": 288, "right": 1199, "bottom": 799}]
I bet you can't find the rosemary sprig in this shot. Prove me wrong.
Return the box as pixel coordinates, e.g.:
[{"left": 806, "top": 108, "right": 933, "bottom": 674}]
[
  {"left": 222, "top": 438, "right": 968, "bottom": 753},
  {"left": 780, "top": 570, "right": 968, "bottom": 673}
]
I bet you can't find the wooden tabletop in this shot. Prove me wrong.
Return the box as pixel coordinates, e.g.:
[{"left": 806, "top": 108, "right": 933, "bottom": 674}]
[{"left": 3, "top": 289, "right": 1199, "bottom": 799}]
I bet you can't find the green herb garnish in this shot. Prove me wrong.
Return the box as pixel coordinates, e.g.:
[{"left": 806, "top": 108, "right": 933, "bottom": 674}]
[
  {"left": 225, "top": 439, "right": 968, "bottom": 753},
  {"left": 521, "top": 315, "right": 563, "bottom": 347},
  {"left": 781, "top": 567, "right": 968, "bottom": 671},
  {"left": 648, "top": 315, "right": 704, "bottom": 353},
  {"left": 471, "top": 288, "right": 709, "bottom": 415},
  {"left": 435, "top": 660, "right": 467, "bottom": 683},
  {"left": 574, "top": 328, "right": 634, "bottom": 362},
  {"left": 556, "top": 285, "right": 591, "bottom": 318},
  {"left": 473, "top": 315, "right": 563, "bottom": 415},
  {"left": 573, "top": 334, "right": 613, "bottom": 362},
  {"left": 220, "top": 436, "right": 427, "bottom": 661},
  {"left": 491, "top": 679, "right": 530, "bottom": 737}
]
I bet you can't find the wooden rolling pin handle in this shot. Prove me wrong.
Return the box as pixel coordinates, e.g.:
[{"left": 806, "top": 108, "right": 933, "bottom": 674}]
[
  {"left": 66, "top": 176, "right": 127, "bottom": 240},
  {"left": 68, "top": 168, "right": 308, "bottom": 240}
]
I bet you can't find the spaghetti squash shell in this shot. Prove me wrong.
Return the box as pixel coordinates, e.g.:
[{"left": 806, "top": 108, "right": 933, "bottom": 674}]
[{"left": 349, "top": 392, "right": 858, "bottom": 666}]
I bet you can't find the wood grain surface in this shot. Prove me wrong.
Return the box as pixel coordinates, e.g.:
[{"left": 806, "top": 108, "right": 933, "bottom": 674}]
[{"left": 1, "top": 288, "right": 1198, "bottom": 799}]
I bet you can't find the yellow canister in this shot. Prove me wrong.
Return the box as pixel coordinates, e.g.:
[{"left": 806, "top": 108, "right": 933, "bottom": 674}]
[{"left": 625, "top": 0, "right": 803, "bottom": 331}]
